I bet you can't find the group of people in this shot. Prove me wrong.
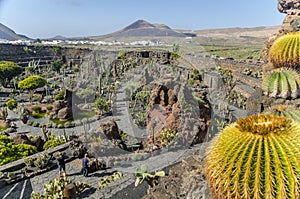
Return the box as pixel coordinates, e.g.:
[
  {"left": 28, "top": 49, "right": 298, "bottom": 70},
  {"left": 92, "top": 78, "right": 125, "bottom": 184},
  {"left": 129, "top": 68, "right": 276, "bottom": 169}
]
[{"left": 56, "top": 152, "right": 90, "bottom": 178}]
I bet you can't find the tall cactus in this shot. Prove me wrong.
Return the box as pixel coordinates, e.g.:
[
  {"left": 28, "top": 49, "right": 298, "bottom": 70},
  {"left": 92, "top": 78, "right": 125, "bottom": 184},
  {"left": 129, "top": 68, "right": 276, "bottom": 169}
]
[
  {"left": 262, "top": 68, "right": 300, "bottom": 99},
  {"left": 205, "top": 114, "right": 300, "bottom": 199},
  {"left": 264, "top": 104, "right": 300, "bottom": 122},
  {"left": 269, "top": 32, "right": 300, "bottom": 69}
]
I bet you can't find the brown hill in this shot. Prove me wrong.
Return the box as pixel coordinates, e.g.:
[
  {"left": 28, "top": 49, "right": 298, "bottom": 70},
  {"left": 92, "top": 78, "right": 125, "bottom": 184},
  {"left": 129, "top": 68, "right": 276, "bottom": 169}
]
[
  {"left": 0, "top": 23, "right": 29, "bottom": 41},
  {"left": 175, "top": 26, "right": 280, "bottom": 46},
  {"left": 92, "top": 19, "right": 187, "bottom": 39}
]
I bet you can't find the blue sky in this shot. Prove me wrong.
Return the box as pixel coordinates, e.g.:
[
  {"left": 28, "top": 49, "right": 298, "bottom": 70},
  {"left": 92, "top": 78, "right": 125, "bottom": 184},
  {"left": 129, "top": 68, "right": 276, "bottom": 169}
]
[{"left": 0, "top": 0, "right": 285, "bottom": 38}]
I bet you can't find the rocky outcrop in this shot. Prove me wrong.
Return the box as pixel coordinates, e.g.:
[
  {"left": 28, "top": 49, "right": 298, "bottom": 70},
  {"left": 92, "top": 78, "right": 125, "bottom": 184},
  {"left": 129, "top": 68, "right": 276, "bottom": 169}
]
[
  {"left": 278, "top": 0, "right": 300, "bottom": 15},
  {"left": 143, "top": 145, "right": 212, "bottom": 199},
  {"left": 98, "top": 120, "right": 122, "bottom": 141},
  {"left": 12, "top": 134, "right": 33, "bottom": 145},
  {"left": 49, "top": 90, "right": 74, "bottom": 121},
  {"left": 147, "top": 83, "right": 180, "bottom": 131}
]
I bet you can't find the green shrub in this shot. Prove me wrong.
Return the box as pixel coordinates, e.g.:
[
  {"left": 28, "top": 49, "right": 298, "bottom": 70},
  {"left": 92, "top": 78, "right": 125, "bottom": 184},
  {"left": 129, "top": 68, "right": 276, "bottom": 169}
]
[
  {"left": 170, "top": 52, "right": 181, "bottom": 59},
  {"left": 188, "top": 79, "right": 195, "bottom": 85},
  {"left": 73, "top": 66, "right": 79, "bottom": 72},
  {"left": 205, "top": 114, "right": 300, "bottom": 199},
  {"left": 64, "top": 122, "right": 71, "bottom": 128},
  {"left": 269, "top": 32, "right": 300, "bottom": 69},
  {"left": 0, "top": 135, "right": 37, "bottom": 166},
  {"left": 46, "top": 105, "right": 53, "bottom": 111},
  {"left": 18, "top": 75, "right": 47, "bottom": 90},
  {"left": 55, "top": 89, "right": 65, "bottom": 100},
  {"left": 43, "top": 139, "right": 65, "bottom": 150},
  {"left": 117, "top": 51, "right": 126, "bottom": 59},
  {"left": 98, "top": 172, "right": 123, "bottom": 189},
  {"left": 159, "top": 129, "right": 178, "bottom": 146},
  {"left": 6, "top": 99, "right": 17, "bottom": 110},
  {"left": 33, "top": 153, "right": 50, "bottom": 169},
  {"left": 93, "top": 98, "right": 110, "bottom": 112},
  {"left": 134, "top": 112, "right": 147, "bottom": 127},
  {"left": 57, "top": 124, "right": 64, "bottom": 129},
  {"left": 24, "top": 157, "right": 35, "bottom": 167},
  {"left": 32, "top": 105, "right": 43, "bottom": 113}
]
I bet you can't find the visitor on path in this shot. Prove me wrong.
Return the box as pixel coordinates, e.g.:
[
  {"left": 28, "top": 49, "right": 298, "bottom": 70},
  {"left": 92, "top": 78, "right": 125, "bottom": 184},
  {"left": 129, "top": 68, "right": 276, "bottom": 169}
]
[
  {"left": 82, "top": 153, "right": 89, "bottom": 177},
  {"left": 57, "top": 152, "right": 66, "bottom": 178}
]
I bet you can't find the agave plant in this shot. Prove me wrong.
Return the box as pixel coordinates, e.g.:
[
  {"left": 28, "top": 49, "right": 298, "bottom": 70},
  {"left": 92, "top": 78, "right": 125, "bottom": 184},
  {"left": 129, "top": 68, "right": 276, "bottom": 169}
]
[
  {"left": 269, "top": 32, "right": 300, "bottom": 69},
  {"left": 262, "top": 68, "right": 300, "bottom": 99},
  {"left": 264, "top": 104, "right": 300, "bottom": 122},
  {"left": 205, "top": 114, "right": 300, "bottom": 199}
]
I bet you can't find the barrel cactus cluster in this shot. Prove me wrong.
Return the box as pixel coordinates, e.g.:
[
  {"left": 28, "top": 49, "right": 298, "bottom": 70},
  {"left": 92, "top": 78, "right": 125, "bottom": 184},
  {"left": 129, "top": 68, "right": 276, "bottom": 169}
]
[
  {"left": 262, "top": 68, "right": 300, "bottom": 99},
  {"left": 269, "top": 32, "right": 300, "bottom": 69},
  {"left": 205, "top": 114, "right": 300, "bottom": 199}
]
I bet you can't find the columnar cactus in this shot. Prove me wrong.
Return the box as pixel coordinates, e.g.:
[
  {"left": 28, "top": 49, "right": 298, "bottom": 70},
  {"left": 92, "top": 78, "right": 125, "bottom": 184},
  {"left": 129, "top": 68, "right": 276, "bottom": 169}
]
[
  {"left": 205, "top": 114, "right": 300, "bottom": 199},
  {"left": 262, "top": 68, "right": 300, "bottom": 99},
  {"left": 264, "top": 105, "right": 300, "bottom": 122},
  {"left": 269, "top": 32, "right": 300, "bottom": 69}
]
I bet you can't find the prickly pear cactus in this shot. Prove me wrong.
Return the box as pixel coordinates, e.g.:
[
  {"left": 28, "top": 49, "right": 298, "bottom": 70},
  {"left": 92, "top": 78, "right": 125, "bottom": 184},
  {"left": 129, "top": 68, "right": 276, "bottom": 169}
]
[
  {"left": 269, "top": 32, "right": 300, "bottom": 69},
  {"left": 264, "top": 104, "right": 300, "bottom": 121},
  {"left": 262, "top": 68, "right": 300, "bottom": 99},
  {"left": 205, "top": 114, "right": 300, "bottom": 199}
]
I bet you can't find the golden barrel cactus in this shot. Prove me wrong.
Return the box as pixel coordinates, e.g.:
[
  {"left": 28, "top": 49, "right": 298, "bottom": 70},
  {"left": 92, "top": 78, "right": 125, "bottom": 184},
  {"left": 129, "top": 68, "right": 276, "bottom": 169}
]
[
  {"left": 269, "top": 32, "right": 300, "bottom": 69},
  {"left": 262, "top": 68, "right": 300, "bottom": 99},
  {"left": 205, "top": 114, "right": 300, "bottom": 199}
]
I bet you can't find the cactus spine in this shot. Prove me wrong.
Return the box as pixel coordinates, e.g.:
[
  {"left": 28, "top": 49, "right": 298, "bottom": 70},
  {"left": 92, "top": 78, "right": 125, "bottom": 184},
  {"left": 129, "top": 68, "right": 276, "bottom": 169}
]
[
  {"left": 205, "top": 114, "right": 300, "bottom": 199},
  {"left": 269, "top": 32, "right": 300, "bottom": 69},
  {"left": 262, "top": 68, "right": 300, "bottom": 99}
]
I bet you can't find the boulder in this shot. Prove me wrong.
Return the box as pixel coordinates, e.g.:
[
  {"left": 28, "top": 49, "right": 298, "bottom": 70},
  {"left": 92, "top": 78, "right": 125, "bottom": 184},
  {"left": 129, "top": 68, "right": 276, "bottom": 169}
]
[
  {"left": 49, "top": 89, "right": 75, "bottom": 121},
  {"left": 57, "top": 107, "right": 73, "bottom": 121},
  {"left": 167, "top": 90, "right": 177, "bottom": 106},
  {"left": 98, "top": 120, "right": 122, "bottom": 140},
  {"left": 12, "top": 134, "right": 33, "bottom": 145},
  {"left": 278, "top": 0, "right": 300, "bottom": 15},
  {"left": 52, "top": 100, "right": 66, "bottom": 112},
  {"left": 33, "top": 135, "right": 45, "bottom": 151}
]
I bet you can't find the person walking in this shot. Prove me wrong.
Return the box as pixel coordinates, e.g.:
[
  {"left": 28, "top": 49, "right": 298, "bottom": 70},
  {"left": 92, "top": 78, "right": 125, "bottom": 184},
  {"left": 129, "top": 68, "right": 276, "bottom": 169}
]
[
  {"left": 82, "top": 153, "right": 89, "bottom": 177},
  {"left": 57, "top": 152, "right": 66, "bottom": 178}
]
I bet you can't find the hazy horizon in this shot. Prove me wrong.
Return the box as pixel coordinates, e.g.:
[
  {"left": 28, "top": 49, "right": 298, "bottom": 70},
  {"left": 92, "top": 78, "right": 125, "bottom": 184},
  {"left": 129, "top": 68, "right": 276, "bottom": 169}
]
[{"left": 0, "top": 0, "right": 285, "bottom": 39}]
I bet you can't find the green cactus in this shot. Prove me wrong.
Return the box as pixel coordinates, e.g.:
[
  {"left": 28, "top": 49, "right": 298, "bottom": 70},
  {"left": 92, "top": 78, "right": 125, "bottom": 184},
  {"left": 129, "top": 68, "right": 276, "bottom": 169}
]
[
  {"left": 269, "top": 32, "right": 300, "bottom": 69},
  {"left": 205, "top": 114, "right": 300, "bottom": 199},
  {"left": 262, "top": 68, "right": 300, "bottom": 99},
  {"left": 264, "top": 105, "right": 300, "bottom": 122}
]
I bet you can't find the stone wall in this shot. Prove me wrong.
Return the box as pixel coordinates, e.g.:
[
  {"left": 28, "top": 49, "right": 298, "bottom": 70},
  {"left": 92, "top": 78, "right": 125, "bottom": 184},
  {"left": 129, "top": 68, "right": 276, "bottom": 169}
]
[{"left": 0, "top": 44, "right": 91, "bottom": 68}]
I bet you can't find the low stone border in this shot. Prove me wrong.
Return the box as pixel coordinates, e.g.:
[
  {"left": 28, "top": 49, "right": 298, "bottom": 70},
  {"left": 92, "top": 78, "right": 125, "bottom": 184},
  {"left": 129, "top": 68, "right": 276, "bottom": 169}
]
[
  {"left": 26, "top": 115, "right": 100, "bottom": 129},
  {"left": 0, "top": 142, "right": 70, "bottom": 173}
]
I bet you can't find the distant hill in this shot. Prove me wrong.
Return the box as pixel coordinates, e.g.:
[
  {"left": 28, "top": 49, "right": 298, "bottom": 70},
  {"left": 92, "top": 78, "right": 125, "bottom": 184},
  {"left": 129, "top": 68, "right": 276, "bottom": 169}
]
[
  {"left": 176, "top": 26, "right": 280, "bottom": 46},
  {"left": 0, "top": 23, "right": 29, "bottom": 41},
  {"left": 92, "top": 19, "right": 187, "bottom": 39},
  {"left": 51, "top": 35, "right": 67, "bottom": 40}
]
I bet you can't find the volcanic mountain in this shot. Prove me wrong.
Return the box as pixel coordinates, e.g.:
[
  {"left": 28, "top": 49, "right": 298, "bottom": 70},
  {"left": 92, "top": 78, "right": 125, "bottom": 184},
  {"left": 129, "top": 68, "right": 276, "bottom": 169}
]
[
  {"left": 99, "top": 19, "right": 187, "bottom": 38},
  {"left": 0, "top": 23, "right": 28, "bottom": 41}
]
